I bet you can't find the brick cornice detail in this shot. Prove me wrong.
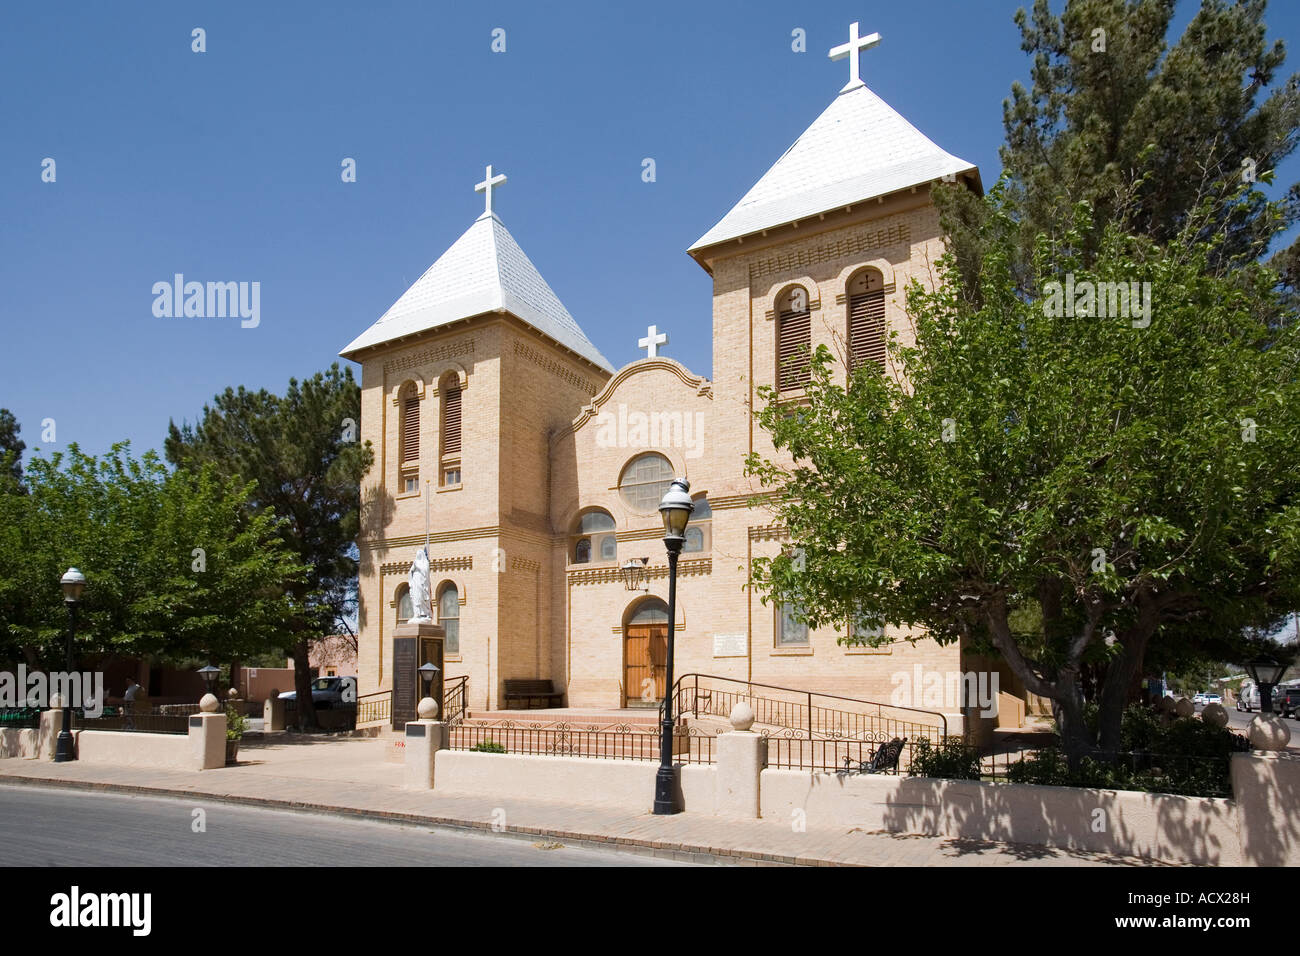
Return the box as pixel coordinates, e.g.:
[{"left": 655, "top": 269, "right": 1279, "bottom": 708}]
[
  {"left": 747, "top": 223, "right": 911, "bottom": 284},
  {"left": 514, "top": 340, "right": 603, "bottom": 395},
  {"left": 380, "top": 556, "right": 473, "bottom": 575},
  {"left": 566, "top": 556, "right": 711, "bottom": 586},
  {"left": 383, "top": 338, "right": 475, "bottom": 375}
]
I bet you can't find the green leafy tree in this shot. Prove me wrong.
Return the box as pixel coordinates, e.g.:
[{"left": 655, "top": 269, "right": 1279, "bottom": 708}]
[
  {"left": 0, "top": 443, "right": 303, "bottom": 670},
  {"left": 940, "top": 0, "right": 1300, "bottom": 299},
  {"left": 165, "top": 364, "right": 373, "bottom": 729},
  {"left": 745, "top": 190, "right": 1300, "bottom": 762},
  {"left": 0, "top": 409, "right": 24, "bottom": 487}
]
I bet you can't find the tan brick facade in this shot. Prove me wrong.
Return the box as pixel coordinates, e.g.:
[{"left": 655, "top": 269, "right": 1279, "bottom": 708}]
[{"left": 348, "top": 183, "right": 968, "bottom": 727}]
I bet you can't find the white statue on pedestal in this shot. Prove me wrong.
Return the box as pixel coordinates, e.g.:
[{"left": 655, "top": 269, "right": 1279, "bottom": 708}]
[{"left": 408, "top": 548, "right": 433, "bottom": 622}]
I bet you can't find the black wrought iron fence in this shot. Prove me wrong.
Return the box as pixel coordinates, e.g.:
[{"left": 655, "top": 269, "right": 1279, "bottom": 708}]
[
  {"left": 450, "top": 720, "right": 715, "bottom": 764},
  {"left": 74, "top": 711, "right": 189, "bottom": 735},
  {"left": 764, "top": 731, "right": 955, "bottom": 775},
  {"left": 977, "top": 745, "right": 1243, "bottom": 798},
  {"left": 0, "top": 707, "right": 41, "bottom": 730}
]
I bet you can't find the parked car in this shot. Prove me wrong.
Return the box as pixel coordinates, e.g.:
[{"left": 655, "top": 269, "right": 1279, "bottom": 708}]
[
  {"left": 1236, "top": 682, "right": 1260, "bottom": 712},
  {"left": 1192, "top": 692, "right": 1208, "bottom": 706},
  {"left": 278, "top": 676, "right": 357, "bottom": 709},
  {"left": 1205, "top": 694, "right": 1222, "bottom": 706},
  {"left": 1274, "top": 684, "right": 1300, "bottom": 719}
]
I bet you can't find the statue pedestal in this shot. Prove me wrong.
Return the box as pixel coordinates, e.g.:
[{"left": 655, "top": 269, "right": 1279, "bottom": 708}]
[{"left": 392, "top": 620, "right": 445, "bottom": 730}]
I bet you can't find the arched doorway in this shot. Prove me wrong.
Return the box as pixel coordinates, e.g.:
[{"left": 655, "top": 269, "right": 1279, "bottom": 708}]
[{"left": 623, "top": 598, "right": 669, "bottom": 707}]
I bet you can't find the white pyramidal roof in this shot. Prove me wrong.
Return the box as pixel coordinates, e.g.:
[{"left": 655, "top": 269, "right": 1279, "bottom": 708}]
[
  {"left": 341, "top": 211, "right": 614, "bottom": 371},
  {"left": 689, "top": 82, "right": 979, "bottom": 253}
]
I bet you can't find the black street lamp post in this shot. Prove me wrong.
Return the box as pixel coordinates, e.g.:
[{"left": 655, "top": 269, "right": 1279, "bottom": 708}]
[
  {"left": 54, "top": 568, "right": 86, "bottom": 763},
  {"left": 653, "top": 477, "right": 694, "bottom": 816}
]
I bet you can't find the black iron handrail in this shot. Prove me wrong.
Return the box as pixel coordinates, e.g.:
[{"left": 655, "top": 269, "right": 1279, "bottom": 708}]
[
  {"left": 443, "top": 675, "right": 468, "bottom": 726},
  {"left": 663, "top": 672, "right": 949, "bottom": 741},
  {"left": 356, "top": 689, "right": 391, "bottom": 725}
]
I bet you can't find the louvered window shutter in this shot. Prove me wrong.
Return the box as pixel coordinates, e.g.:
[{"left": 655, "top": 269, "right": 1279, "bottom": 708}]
[
  {"left": 777, "top": 309, "right": 812, "bottom": 389},
  {"left": 848, "top": 289, "right": 886, "bottom": 375},
  {"left": 401, "top": 394, "right": 420, "bottom": 461},
  {"left": 443, "top": 386, "right": 462, "bottom": 455}
]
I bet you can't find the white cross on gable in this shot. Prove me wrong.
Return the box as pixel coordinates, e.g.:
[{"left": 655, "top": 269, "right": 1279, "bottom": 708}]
[
  {"left": 474, "top": 164, "right": 507, "bottom": 216},
  {"left": 638, "top": 325, "right": 668, "bottom": 358},
  {"left": 828, "top": 22, "right": 881, "bottom": 93}
]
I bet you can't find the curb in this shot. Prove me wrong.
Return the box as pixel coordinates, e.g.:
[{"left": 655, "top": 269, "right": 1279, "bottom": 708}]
[{"left": 0, "top": 774, "right": 821, "bottom": 867}]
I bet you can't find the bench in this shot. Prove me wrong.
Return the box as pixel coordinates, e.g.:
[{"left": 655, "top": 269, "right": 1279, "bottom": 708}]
[
  {"left": 840, "top": 736, "right": 908, "bottom": 776},
  {"left": 503, "top": 679, "right": 565, "bottom": 709}
]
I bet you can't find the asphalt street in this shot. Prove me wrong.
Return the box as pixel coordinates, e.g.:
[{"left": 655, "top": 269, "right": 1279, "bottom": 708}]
[{"left": 0, "top": 784, "right": 693, "bottom": 867}]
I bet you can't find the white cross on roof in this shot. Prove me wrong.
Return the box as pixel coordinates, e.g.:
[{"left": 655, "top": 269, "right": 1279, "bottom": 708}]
[
  {"left": 638, "top": 324, "right": 668, "bottom": 358},
  {"left": 828, "top": 22, "right": 881, "bottom": 93},
  {"left": 474, "top": 164, "right": 507, "bottom": 217}
]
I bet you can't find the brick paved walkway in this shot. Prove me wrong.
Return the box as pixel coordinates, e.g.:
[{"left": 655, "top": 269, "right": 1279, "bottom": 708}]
[{"left": 0, "top": 735, "right": 1161, "bottom": 866}]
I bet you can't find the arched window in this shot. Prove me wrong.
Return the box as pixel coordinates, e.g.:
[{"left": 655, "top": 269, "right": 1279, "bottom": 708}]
[
  {"left": 628, "top": 598, "right": 669, "bottom": 624},
  {"left": 439, "top": 374, "right": 462, "bottom": 487},
  {"left": 776, "top": 285, "right": 812, "bottom": 390},
  {"left": 683, "top": 494, "right": 711, "bottom": 553},
  {"left": 572, "top": 510, "right": 615, "bottom": 565},
  {"left": 396, "top": 585, "right": 412, "bottom": 624},
  {"left": 437, "top": 583, "right": 460, "bottom": 655},
  {"left": 398, "top": 382, "right": 420, "bottom": 493},
  {"left": 618, "top": 453, "right": 674, "bottom": 512},
  {"left": 847, "top": 268, "right": 886, "bottom": 376}
]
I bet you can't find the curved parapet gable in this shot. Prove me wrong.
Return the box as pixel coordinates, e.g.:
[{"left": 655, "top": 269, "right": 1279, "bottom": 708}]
[{"left": 559, "top": 357, "right": 713, "bottom": 443}]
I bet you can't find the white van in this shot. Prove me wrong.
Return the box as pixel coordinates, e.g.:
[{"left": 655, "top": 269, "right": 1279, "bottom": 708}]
[{"left": 1236, "top": 681, "right": 1260, "bottom": 712}]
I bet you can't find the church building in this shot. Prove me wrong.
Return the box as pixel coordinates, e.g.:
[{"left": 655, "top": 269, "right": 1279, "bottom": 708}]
[{"left": 340, "top": 27, "right": 989, "bottom": 728}]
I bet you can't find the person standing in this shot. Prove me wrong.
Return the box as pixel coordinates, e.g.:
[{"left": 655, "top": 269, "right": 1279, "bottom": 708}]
[{"left": 123, "top": 680, "right": 142, "bottom": 730}]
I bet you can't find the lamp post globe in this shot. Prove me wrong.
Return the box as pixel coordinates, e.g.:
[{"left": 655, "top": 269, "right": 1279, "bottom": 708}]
[
  {"left": 197, "top": 664, "right": 221, "bottom": 704},
  {"left": 418, "top": 662, "right": 440, "bottom": 701},
  {"left": 54, "top": 568, "right": 86, "bottom": 763},
  {"left": 653, "top": 478, "right": 693, "bottom": 815},
  {"left": 1244, "top": 656, "right": 1288, "bottom": 714}
]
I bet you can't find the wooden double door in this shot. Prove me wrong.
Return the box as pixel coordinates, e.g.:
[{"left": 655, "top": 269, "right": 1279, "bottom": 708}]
[{"left": 624, "top": 624, "right": 668, "bottom": 706}]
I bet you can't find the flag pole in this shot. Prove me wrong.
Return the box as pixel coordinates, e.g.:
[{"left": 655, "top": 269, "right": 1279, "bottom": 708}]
[{"left": 424, "top": 480, "right": 431, "bottom": 610}]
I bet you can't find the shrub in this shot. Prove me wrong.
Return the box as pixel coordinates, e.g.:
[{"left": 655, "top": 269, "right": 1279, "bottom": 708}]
[
  {"left": 225, "top": 703, "right": 247, "bottom": 741},
  {"left": 1004, "top": 707, "right": 1248, "bottom": 797},
  {"left": 908, "top": 737, "right": 982, "bottom": 780},
  {"left": 469, "top": 739, "right": 506, "bottom": 753}
]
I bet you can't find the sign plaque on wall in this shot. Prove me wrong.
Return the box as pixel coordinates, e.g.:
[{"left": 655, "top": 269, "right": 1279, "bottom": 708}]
[
  {"left": 712, "top": 633, "right": 747, "bottom": 658},
  {"left": 392, "top": 637, "right": 417, "bottom": 729}
]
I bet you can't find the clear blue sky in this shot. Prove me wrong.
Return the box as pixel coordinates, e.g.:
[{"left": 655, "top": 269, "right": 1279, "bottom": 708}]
[{"left": 2, "top": 0, "right": 1297, "bottom": 460}]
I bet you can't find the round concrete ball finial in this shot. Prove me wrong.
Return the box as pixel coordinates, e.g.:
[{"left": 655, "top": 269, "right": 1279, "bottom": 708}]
[
  {"left": 199, "top": 693, "right": 220, "bottom": 713},
  {"left": 1157, "top": 695, "right": 1177, "bottom": 714},
  {"left": 1175, "top": 697, "right": 1195, "bottom": 718},
  {"left": 417, "top": 696, "right": 439, "bottom": 720},
  {"left": 729, "top": 701, "right": 755, "bottom": 732},
  {"left": 1248, "top": 714, "right": 1292, "bottom": 751},
  {"left": 1201, "top": 702, "right": 1229, "bottom": 727},
  {"left": 227, "top": 688, "right": 239, "bottom": 699}
]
